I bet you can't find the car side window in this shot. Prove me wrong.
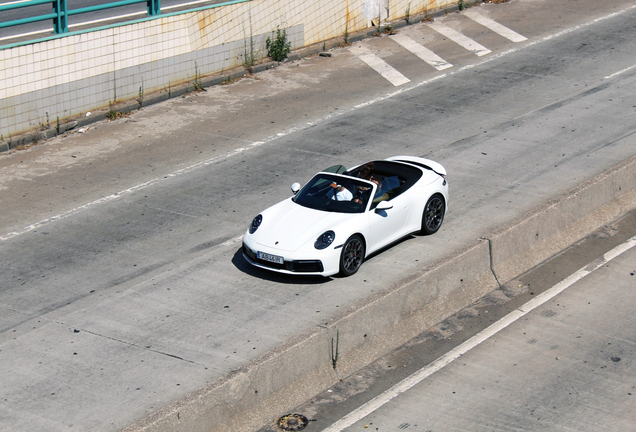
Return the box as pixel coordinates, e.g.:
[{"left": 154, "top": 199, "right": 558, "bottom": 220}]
[{"left": 370, "top": 175, "right": 403, "bottom": 208}]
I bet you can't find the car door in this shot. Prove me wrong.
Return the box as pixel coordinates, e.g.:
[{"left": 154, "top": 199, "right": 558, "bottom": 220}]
[{"left": 365, "top": 192, "right": 412, "bottom": 253}]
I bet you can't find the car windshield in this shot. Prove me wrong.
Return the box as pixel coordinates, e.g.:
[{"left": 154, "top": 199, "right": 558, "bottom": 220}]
[{"left": 293, "top": 173, "right": 374, "bottom": 213}]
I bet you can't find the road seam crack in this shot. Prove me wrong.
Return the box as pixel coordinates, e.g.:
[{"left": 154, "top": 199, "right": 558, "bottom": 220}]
[{"left": 65, "top": 324, "right": 199, "bottom": 365}]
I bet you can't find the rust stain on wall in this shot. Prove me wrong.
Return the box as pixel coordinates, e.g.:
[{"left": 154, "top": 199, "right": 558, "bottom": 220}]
[
  {"left": 198, "top": 11, "right": 216, "bottom": 38},
  {"left": 199, "top": 15, "right": 206, "bottom": 34},
  {"left": 414, "top": 0, "right": 438, "bottom": 16}
]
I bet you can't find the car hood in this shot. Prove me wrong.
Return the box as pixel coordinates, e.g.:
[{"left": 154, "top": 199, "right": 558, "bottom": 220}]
[{"left": 252, "top": 198, "right": 352, "bottom": 252}]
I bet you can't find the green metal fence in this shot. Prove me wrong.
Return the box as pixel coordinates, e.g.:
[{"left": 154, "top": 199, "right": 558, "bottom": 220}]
[{"left": 0, "top": 0, "right": 161, "bottom": 34}]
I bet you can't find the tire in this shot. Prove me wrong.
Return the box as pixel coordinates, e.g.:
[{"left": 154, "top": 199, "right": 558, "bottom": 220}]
[
  {"left": 421, "top": 194, "right": 445, "bottom": 235},
  {"left": 339, "top": 234, "right": 365, "bottom": 276}
]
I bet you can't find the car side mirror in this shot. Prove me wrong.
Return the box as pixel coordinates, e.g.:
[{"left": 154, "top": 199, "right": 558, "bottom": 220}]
[
  {"left": 375, "top": 201, "right": 393, "bottom": 212},
  {"left": 291, "top": 182, "right": 301, "bottom": 195}
]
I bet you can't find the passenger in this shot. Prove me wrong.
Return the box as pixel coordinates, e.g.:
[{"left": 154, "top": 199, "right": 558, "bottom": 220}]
[
  {"left": 351, "top": 162, "right": 381, "bottom": 205},
  {"left": 357, "top": 162, "right": 390, "bottom": 203},
  {"left": 373, "top": 176, "right": 400, "bottom": 203},
  {"left": 358, "top": 162, "right": 379, "bottom": 185}
]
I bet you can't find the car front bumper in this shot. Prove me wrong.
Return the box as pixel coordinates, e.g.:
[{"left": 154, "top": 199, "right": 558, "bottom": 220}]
[{"left": 242, "top": 236, "right": 341, "bottom": 277}]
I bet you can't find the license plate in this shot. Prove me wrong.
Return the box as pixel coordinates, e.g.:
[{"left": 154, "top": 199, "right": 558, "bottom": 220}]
[{"left": 258, "top": 251, "right": 284, "bottom": 264}]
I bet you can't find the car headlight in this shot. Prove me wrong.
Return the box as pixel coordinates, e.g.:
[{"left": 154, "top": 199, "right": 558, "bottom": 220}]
[
  {"left": 249, "top": 214, "right": 262, "bottom": 234},
  {"left": 314, "top": 230, "right": 335, "bottom": 250}
]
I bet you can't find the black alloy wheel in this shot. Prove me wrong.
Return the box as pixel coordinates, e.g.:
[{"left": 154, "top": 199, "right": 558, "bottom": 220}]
[
  {"left": 421, "top": 194, "right": 445, "bottom": 235},
  {"left": 340, "top": 234, "right": 365, "bottom": 276}
]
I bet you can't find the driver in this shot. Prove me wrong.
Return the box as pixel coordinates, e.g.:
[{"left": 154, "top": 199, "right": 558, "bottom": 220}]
[{"left": 327, "top": 182, "right": 353, "bottom": 201}]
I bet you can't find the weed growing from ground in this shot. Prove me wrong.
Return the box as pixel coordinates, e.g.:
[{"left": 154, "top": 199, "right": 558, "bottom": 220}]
[
  {"left": 136, "top": 79, "right": 144, "bottom": 110},
  {"left": 193, "top": 62, "right": 204, "bottom": 91},
  {"left": 241, "top": 9, "right": 257, "bottom": 72},
  {"left": 374, "top": 5, "right": 383, "bottom": 36},
  {"left": 222, "top": 75, "right": 240, "bottom": 85},
  {"left": 106, "top": 102, "right": 120, "bottom": 120},
  {"left": 266, "top": 28, "right": 291, "bottom": 62},
  {"left": 32, "top": 126, "right": 40, "bottom": 144}
]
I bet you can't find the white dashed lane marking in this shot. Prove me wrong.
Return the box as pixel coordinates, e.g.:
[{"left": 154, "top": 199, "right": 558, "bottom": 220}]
[
  {"left": 350, "top": 46, "right": 411, "bottom": 86},
  {"left": 390, "top": 33, "right": 453, "bottom": 71},
  {"left": 355, "top": 13, "right": 530, "bottom": 83},
  {"left": 430, "top": 21, "right": 492, "bottom": 56},
  {"left": 465, "top": 9, "right": 528, "bottom": 43}
]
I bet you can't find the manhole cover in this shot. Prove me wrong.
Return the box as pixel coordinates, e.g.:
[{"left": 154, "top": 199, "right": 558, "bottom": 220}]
[{"left": 277, "top": 413, "right": 309, "bottom": 431}]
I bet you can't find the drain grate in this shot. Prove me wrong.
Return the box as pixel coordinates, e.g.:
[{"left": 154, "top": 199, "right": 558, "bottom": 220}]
[{"left": 277, "top": 414, "right": 309, "bottom": 431}]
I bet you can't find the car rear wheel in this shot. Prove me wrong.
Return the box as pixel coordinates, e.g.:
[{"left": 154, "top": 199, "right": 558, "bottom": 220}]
[
  {"left": 421, "top": 194, "right": 445, "bottom": 235},
  {"left": 340, "top": 234, "right": 365, "bottom": 276}
]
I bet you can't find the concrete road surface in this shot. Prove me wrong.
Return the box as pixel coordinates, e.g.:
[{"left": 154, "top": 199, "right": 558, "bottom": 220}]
[{"left": 1, "top": 0, "right": 636, "bottom": 431}]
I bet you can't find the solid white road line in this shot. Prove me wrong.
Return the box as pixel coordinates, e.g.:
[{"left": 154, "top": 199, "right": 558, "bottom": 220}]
[
  {"left": 222, "top": 235, "right": 244, "bottom": 246},
  {"left": 0, "top": 28, "right": 48, "bottom": 42},
  {"left": 430, "top": 22, "right": 492, "bottom": 56},
  {"left": 604, "top": 63, "right": 636, "bottom": 79},
  {"left": 390, "top": 33, "right": 453, "bottom": 71},
  {"left": 350, "top": 46, "right": 411, "bottom": 86},
  {"left": 465, "top": 9, "right": 528, "bottom": 43},
  {"left": 0, "top": 140, "right": 264, "bottom": 241},
  {"left": 2, "top": 0, "right": 32, "bottom": 5},
  {"left": 320, "top": 233, "right": 636, "bottom": 432}
]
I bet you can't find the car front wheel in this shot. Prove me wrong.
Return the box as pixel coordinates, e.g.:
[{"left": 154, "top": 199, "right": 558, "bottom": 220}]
[
  {"left": 340, "top": 234, "right": 365, "bottom": 276},
  {"left": 421, "top": 194, "right": 445, "bottom": 235}
]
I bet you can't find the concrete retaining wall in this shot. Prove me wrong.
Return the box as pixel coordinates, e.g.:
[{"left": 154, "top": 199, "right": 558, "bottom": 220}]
[
  {"left": 0, "top": 0, "right": 454, "bottom": 143},
  {"left": 124, "top": 154, "right": 636, "bottom": 432}
]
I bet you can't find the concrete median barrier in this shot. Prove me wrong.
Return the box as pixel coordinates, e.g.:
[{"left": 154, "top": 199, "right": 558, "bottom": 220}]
[
  {"left": 327, "top": 239, "right": 498, "bottom": 380},
  {"left": 125, "top": 327, "right": 336, "bottom": 432},
  {"left": 486, "top": 154, "right": 636, "bottom": 284},
  {"left": 123, "top": 154, "right": 636, "bottom": 432}
]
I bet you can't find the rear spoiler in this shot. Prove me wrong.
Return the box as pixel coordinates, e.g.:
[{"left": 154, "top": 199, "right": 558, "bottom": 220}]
[{"left": 386, "top": 155, "right": 447, "bottom": 177}]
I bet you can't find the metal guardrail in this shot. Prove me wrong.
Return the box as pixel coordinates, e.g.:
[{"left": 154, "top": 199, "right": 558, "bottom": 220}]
[{"left": 0, "top": 0, "right": 161, "bottom": 34}]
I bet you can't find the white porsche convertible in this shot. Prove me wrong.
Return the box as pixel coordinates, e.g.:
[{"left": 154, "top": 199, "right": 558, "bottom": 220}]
[{"left": 242, "top": 156, "right": 448, "bottom": 277}]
